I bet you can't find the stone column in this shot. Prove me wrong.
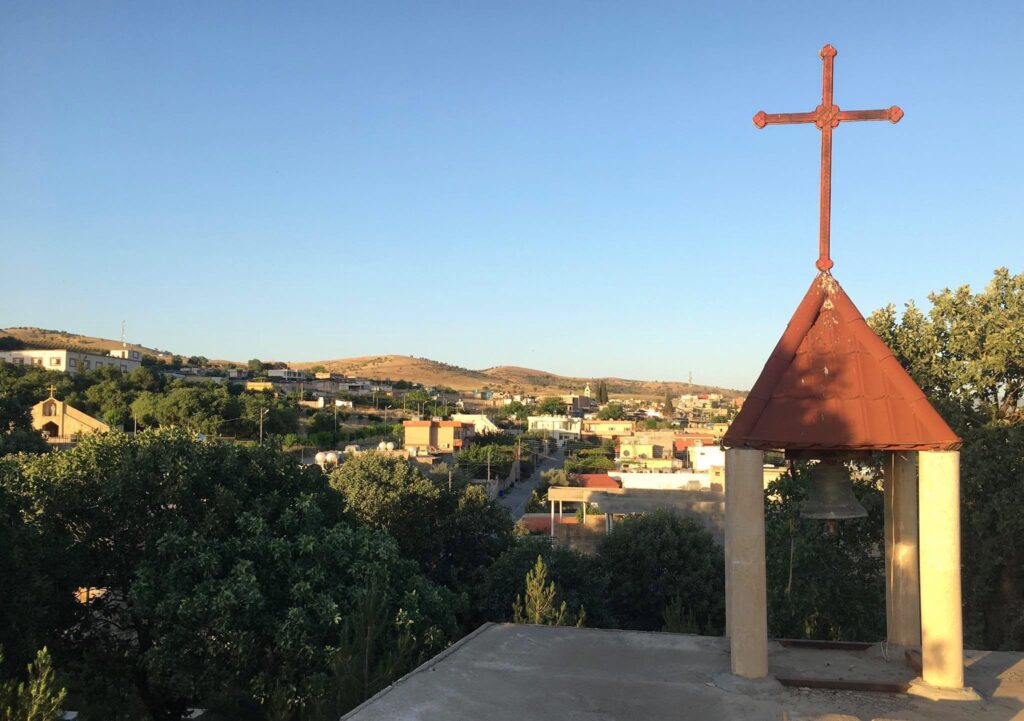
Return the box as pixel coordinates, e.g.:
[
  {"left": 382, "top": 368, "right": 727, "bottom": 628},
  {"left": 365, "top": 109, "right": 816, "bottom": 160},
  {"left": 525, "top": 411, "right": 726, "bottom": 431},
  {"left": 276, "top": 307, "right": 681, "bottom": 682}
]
[
  {"left": 918, "top": 450, "right": 964, "bottom": 689},
  {"left": 884, "top": 452, "right": 921, "bottom": 648},
  {"left": 725, "top": 447, "right": 768, "bottom": 678}
]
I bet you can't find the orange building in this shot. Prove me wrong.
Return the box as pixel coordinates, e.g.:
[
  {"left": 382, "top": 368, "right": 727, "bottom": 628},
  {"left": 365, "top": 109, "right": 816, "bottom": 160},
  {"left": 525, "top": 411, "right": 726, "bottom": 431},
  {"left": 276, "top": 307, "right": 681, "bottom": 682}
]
[{"left": 402, "top": 420, "right": 475, "bottom": 455}]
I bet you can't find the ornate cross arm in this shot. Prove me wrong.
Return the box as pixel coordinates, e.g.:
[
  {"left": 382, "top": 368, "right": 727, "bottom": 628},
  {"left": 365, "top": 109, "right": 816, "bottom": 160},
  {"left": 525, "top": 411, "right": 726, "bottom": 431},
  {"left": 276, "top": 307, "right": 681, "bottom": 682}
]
[{"left": 753, "top": 106, "right": 902, "bottom": 128}]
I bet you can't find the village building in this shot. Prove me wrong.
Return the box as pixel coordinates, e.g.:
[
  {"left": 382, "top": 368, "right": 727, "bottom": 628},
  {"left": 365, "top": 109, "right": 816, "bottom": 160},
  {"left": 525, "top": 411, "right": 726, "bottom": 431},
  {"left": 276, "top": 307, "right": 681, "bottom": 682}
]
[
  {"left": 402, "top": 420, "right": 474, "bottom": 455},
  {"left": 31, "top": 388, "right": 109, "bottom": 443},
  {"left": 0, "top": 348, "right": 141, "bottom": 375},
  {"left": 450, "top": 413, "right": 501, "bottom": 435},
  {"left": 580, "top": 418, "right": 635, "bottom": 439},
  {"left": 526, "top": 415, "right": 582, "bottom": 443}
]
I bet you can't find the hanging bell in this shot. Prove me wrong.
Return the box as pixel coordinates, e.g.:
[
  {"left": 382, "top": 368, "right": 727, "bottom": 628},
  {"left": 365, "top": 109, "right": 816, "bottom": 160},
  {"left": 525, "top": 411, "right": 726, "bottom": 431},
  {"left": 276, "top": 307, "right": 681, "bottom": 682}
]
[{"left": 801, "top": 459, "right": 867, "bottom": 520}]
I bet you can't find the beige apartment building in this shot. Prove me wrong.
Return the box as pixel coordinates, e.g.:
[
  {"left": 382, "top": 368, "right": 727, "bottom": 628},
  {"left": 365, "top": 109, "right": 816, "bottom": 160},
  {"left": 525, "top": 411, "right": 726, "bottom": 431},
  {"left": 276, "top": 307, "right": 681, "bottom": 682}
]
[{"left": 0, "top": 348, "right": 141, "bottom": 375}]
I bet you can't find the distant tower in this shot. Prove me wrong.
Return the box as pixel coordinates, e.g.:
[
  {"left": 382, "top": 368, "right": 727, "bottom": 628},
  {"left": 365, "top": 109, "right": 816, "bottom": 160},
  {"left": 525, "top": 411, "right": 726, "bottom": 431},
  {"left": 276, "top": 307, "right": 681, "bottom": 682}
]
[
  {"left": 688, "top": 371, "right": 693, "bottom": 385},
  {"left": 121, "top": 320, "right": 127, "bottom": 349},
  {"left": 584, "top": 383, "right": 592, "bottom": 398}
]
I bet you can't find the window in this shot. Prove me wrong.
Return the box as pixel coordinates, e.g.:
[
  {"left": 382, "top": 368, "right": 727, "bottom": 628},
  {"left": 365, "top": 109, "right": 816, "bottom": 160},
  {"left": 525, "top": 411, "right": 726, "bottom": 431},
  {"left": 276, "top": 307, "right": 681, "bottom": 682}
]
[
  {"left": 50, "top": 356, "right": 61, "bottom": 366},
  {"left": 32, "top": 357, "right": 43, "bottom": 366},
  {"left": 121, "top": 364, "right": 127, "bottom": 372},
  {"left": 83, "top": 360, "right": 90, "bottom": 369},
  {"left": 69, "top": 358, "right": 77, "bottom": 367}
]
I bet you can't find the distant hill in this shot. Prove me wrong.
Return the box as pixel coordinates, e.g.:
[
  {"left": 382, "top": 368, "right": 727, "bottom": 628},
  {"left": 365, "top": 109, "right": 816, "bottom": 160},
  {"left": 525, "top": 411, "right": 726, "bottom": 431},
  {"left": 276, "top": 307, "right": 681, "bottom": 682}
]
[
  {"left": 1, "top": 329, "right": 742, "bottom": 399},
  {"left": 295, "top": 355, "right": 742, "bottom": 400},
  {"left": 0, "top": 327, "right": 170, "bottom": 358}
]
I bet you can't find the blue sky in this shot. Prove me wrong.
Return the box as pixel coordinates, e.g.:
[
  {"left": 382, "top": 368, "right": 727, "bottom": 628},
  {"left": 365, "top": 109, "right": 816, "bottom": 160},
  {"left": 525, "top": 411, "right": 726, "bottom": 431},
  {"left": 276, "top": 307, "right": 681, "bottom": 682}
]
[{"left": 2, "top": 2, "right": 1021, "bottom": 389}]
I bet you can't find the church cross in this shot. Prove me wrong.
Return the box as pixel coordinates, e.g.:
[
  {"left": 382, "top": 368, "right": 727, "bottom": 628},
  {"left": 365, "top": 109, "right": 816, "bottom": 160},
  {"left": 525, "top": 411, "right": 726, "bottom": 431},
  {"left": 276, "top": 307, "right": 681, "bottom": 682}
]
[
  {"left": 47, "top": 384, "right": 57, "bottom": 398},
  {"left": 753, "top": 44, "right": 903, "bottom": 272}
]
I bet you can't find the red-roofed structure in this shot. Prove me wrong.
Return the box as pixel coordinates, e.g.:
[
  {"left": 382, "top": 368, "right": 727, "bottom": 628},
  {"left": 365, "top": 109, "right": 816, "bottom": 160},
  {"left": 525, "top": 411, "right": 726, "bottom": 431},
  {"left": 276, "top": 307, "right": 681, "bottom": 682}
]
[
  {"left": 576, "top": 473, "right": 621, "bottom": 489},
  {"left": 723, "top": 273, "right": 960, "bottom": 452}
]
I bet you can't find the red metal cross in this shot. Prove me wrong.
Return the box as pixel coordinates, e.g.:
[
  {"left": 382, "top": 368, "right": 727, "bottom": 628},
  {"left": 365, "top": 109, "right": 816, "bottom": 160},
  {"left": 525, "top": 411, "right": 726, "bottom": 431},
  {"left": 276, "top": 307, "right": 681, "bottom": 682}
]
[{"left": 753, "top": 44, "right": 903, "bottom": 272}]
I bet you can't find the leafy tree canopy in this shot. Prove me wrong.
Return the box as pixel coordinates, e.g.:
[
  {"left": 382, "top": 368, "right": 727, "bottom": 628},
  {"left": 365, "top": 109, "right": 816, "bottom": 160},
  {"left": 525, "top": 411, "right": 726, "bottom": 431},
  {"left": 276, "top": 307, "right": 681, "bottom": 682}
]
[
  {"left": 596, "top": 511, "right": 724, "bottom": 634},
  {"left": 0, "top": 431, "right": 455, "bottom": 720}
]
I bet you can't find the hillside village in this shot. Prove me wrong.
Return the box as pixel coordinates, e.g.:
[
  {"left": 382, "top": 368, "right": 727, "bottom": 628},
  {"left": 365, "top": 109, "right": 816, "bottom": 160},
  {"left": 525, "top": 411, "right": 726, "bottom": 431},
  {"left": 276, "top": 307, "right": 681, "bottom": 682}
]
[
  {"left": 4, "top": 8, "right": 1023, "bottom": 721},
  {"left": 0, "top": 328, "right": 751, "bottom": 534}
]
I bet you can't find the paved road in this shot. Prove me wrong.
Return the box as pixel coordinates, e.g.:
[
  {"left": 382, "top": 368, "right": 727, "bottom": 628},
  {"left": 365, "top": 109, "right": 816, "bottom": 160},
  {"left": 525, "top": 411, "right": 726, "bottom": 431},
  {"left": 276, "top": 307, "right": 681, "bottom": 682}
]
[{"left": 499, "top": 446, "right": 565, "bottom": 519}]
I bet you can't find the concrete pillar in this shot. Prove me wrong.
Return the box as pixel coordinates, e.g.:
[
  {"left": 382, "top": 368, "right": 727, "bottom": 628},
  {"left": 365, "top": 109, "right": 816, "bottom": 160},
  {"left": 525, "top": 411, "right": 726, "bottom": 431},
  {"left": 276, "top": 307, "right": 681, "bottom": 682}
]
[
  {"left": 918, "top": 450, "right": 964, "bottom": 690},
  {"left": 724, "top": 469, "right": 731, "bottom": 639},
  {"left": 605, "top": 513, "right": 610, "bottom": 533},
  {"left": 550, "top": 500, "right": 555, "bottom": 538},
  {"left": 884, "top": 452, "right": 921, "bottom": 648},
  {"left": 725, "top": 447, "right": 768, "bottom": 679}
]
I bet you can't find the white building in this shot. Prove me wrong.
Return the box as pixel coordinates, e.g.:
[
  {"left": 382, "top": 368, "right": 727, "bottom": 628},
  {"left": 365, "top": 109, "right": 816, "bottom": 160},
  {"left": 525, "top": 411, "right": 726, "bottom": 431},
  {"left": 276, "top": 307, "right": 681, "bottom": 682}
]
[
  {"left": 267, "top": 368, "right": 308, "bottom": 382},
  {"left": 0, "top": 349, "right": 141, "bottom": 375},
  {"left": 452, "top": 413, "right": 501, "bottom": 435},
  {"left": 527, "top": 415, "right": 582, "bottom": 442},
  {"left": 688, "top": 442, "right": 726, "bottom": 472}
]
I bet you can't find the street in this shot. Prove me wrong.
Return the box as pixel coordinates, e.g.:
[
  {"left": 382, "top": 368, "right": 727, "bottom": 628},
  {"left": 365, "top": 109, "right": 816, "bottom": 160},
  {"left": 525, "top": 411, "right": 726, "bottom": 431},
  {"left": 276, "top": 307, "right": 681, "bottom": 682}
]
[{"left": 499, "top": 444, "right": 565, "bottom": 519}]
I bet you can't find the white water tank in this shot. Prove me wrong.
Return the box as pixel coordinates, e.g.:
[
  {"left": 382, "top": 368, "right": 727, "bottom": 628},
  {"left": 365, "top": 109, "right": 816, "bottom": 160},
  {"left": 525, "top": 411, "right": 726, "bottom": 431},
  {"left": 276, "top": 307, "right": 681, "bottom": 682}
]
[
  {"left": 325, "top": 451, "right": 339, "bottom": 465},
  {"left": 314, "top": 451, "right": 327, "bottom": 465}
]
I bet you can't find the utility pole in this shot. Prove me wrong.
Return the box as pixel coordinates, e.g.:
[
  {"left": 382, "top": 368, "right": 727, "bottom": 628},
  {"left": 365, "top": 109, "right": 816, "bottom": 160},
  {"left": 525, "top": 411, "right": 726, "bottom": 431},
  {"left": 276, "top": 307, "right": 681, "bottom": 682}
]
[{"left": 259, "top": 407, "right": 269, "bottom": 445}]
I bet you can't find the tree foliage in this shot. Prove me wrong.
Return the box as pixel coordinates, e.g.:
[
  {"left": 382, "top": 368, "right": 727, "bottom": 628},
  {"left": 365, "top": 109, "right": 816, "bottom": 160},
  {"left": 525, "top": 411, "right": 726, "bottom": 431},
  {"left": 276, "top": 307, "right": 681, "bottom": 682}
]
[
  {"left": 596, "top": 511, "right": 724, "bottom": 633},
  {"left": 596, "top": 402, "right": 625, "bottom": 420},
  {"left": 328, "top": 453, "right": 516, "bottom": 614},
  {"left": 476, "top": 536, "right": 613, "bottom": 628},
  {"left": 869, "top": 267, "right": 1024, "bottom": 427},
  {"left": 869, "top": 267, "right": 1024, "bottom": 650},
  {"left": 0, "top": 646, "right": 66, "bottom": 721},
  {"left": 511, "top": 556, "right": 585, "bottom": 627},
  {"left": 0, "top": 431, "right": 455, "bottom": 720},
  {"left": 537, "top": 397, "right": 566, "bottom": 416}
]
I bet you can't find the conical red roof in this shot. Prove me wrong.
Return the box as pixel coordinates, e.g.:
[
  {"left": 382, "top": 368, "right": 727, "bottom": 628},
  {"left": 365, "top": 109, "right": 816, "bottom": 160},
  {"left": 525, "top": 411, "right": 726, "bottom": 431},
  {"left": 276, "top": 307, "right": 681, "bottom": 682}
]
[{"left": 723, "top": 273, "right": 960, "bottom": 452}]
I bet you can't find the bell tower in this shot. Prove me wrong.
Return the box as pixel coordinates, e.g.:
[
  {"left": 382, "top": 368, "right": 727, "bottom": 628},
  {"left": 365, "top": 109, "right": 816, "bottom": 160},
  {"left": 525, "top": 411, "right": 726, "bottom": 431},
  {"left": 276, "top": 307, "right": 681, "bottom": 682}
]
[{"left": 721, "top": 44, "right": 973, "bottom": 699}]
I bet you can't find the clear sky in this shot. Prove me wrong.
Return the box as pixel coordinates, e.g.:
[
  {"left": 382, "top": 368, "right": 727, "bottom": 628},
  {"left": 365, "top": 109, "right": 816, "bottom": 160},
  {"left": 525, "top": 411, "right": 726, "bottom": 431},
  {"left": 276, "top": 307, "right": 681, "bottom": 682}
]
[{"left": 2, "top": 2, "right": 1021, "bottom": 389}]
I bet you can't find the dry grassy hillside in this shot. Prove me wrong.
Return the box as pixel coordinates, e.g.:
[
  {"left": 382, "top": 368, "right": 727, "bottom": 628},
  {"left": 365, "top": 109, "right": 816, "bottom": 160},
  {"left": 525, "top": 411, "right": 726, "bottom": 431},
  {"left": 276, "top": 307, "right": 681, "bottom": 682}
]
[
  {"left": 293, "top": 355, "right": 493, "bottom": 389},
  {"left": 295, "top": 355, "right": 741, "bottom": 399},
  {"left": 1, "top": 329, "right": 742, "bottom": 399},
  {"left": 0, "top": 327, "right": 169, "bottom": 357}
]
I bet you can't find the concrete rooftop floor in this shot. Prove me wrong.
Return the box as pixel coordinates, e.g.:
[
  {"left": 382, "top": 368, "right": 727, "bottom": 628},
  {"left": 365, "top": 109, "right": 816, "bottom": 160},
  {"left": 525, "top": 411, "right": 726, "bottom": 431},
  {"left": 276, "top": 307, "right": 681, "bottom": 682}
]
[{"left": 342, "top": 623, "right": 1024, "bottom": 721}]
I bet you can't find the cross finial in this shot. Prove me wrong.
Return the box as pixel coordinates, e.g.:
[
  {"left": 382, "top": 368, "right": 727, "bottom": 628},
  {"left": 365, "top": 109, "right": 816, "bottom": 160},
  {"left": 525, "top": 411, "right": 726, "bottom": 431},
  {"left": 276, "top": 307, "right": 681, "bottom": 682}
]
[
  {"left": 47, "top": 384, "right": 57, "bottom": 398},
  {"left": 753, "top": 44, "right": 903, "bottom": 272}
]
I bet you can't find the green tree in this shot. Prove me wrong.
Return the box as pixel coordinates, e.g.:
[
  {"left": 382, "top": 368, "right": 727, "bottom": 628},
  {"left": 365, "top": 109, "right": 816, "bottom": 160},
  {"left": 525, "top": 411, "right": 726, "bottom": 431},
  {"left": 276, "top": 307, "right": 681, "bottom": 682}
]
[
  {"left": 329, "top": 453, "right": 515, "bottom": 606},
  {"left": 596, "top": 402, "right": 625, "bottom": 420},
  {"left": 597, "top": 511, "right": 724, "bottom": 633},
  {"left": 868, "top": 268, "right": 1024, "bottom": 649},
  {"left": 475, "top": 535, "right": 613, "bottom": 628},
  {"left": 537, "top": 396, "right": 566, "bottom": 415},
  {"left": 511, "top": 556, "right": 585, "bottom": 627},
  {"left": 662, "top": 391, "right": 675, "bottom": 419},
  {"left": 1, "top": 431, "right": 455, "bottom": 720},
  {"left": 247, "top": 358, "right": 265, "bottom": 374},
  {"left": 869, "top": 267, "right": 1024, "bottom": 427},
  {"left": 0, "top": 646, "right": 66, "bottom": 721}
]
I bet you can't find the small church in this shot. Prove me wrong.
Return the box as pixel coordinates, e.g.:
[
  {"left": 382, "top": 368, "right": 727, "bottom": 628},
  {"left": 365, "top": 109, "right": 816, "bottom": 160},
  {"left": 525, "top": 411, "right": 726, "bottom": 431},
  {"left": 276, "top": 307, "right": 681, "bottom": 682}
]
[{"left": 32, "top": 387, "right": 109, "bottom": 444}]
